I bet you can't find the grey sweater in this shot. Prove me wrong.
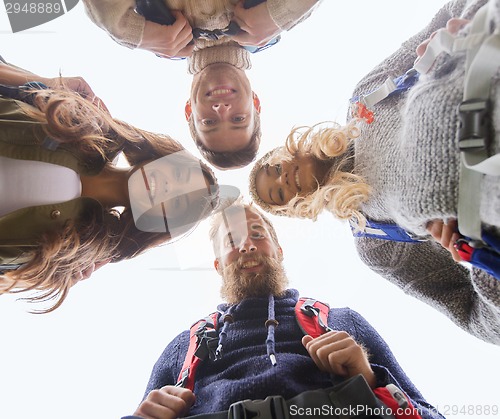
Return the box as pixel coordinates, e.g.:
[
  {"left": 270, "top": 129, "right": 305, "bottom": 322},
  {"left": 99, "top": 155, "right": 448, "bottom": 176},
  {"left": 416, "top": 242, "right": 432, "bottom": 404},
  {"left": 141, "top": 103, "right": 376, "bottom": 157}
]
[{"left": 350, "top": 0, "right": 500, "bottom": 344}]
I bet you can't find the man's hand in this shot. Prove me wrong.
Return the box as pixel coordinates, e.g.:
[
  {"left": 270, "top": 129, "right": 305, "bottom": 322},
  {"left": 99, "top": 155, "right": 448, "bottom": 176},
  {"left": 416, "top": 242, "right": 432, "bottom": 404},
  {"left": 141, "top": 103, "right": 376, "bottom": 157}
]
[
  {"left": 427, "top": 219, "right": 463, "bottom": 262},
  {"left": 133, "top": 385, "right": 195, "bottom": 419},
  {"left": 231, "top": 1, "right": 280, "bottom": 47},
  {"left": 302, "top": 331, "right": 377, "bottom": 388},
  {"left": 139, "top": 11, "right": 194, "bottom": 58}
]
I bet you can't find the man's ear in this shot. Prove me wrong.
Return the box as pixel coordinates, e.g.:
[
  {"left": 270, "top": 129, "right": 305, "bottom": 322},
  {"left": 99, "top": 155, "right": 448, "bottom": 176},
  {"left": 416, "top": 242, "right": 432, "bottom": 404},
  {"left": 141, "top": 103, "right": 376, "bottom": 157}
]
[
  {"left": 214, "top": 258, "right": 222, "bottom": 275},
  {"left": 278, "top": 246, "right": 283, "bottom": 260},
  {"left": 185, "top": 100, "right": 192, "bottom": 121},
  {"left": 252, "top": 92, "right": 261, "bottom": 114}
]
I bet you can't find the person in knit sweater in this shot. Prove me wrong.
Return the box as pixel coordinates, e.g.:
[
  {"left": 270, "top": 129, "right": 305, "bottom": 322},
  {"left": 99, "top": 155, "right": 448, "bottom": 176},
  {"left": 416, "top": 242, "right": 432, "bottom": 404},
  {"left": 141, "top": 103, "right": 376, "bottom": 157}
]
[
  {"left": 123, "top": 203, "right": 443, "bottom": 419},
  {"left": 82, "top": 0, "right": 321, "bottom": 170},
  {"left": 248, "top": 0, "right": 500, "bottom": 344}
]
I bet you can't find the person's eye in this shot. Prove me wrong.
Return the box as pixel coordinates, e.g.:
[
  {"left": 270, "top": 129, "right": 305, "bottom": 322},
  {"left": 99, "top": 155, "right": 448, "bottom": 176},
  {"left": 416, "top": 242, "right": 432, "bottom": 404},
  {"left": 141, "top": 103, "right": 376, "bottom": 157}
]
[
  {"left": 202, "top": 119, "right": 216, "bottom": 126},
  {"left": 278, "top": 188, "right": 284, "bottom": 202},
  {"left": 275, "top": 164, "right": 282, "bottom": 175},
  {"left": 250, "top": 226, "right": 265, "bottom": 239},
  {"left": 232, "top": 116, "right": 245, "bottom": 123}
]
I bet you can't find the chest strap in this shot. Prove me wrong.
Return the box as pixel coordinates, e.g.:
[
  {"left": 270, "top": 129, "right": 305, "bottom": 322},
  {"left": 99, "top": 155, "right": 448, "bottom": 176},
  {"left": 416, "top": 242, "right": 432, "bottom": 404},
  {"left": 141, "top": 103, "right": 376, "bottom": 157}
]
[
  {"left": 183, "top": 374, "right": 401, "bottom": 419},
  {"left": 349, "top": 218, "right": 427, "bottom": 243}
]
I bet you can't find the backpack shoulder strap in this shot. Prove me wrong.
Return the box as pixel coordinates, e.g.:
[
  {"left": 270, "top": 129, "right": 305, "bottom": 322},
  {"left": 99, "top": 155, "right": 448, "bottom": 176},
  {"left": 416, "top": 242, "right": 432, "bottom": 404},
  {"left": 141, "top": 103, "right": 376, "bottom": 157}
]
[
  {"left": 295, "top": 297, "right": 332, "bottom": 338},
  {"left": 349, "top": 218, "right": 426, "bottom": 243},
  {"left": 176, "top": 311, "right": 219, "bottom": 391}
]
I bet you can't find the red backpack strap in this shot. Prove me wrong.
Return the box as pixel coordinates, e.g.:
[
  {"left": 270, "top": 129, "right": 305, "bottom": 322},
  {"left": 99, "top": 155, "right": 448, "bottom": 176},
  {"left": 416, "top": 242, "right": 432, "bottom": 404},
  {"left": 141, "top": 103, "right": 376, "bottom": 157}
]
[
  {"left": 295, "top": 297, "right": 332, "bottom": 338},
  {"left": 176, "top": 311, "right": 219, "bottom": 391},
  {"left": 374, "top": 385, "right": 423, "bottom": 419}
]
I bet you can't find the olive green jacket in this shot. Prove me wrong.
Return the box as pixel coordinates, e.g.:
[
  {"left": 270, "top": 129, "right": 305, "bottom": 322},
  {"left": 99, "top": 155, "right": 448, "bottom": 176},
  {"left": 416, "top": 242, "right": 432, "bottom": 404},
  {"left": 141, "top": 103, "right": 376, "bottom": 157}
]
[{"left": 0, "top": 95, "right": 120, "bottom": 266}]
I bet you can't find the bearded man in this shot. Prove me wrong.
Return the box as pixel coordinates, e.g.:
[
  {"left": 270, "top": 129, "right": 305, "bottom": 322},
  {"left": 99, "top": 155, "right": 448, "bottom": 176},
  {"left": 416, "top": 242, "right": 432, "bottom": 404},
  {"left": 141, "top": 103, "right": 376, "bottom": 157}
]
[{"left": 123, "top": 203, "right": 443, "bottom": 419}]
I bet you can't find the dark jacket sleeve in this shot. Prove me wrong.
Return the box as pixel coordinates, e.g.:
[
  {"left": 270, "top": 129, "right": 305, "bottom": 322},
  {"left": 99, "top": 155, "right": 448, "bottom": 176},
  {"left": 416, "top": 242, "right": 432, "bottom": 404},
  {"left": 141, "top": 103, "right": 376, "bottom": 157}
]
[{"left": 329, "top": 308, "right": 444, "bottom": 419}]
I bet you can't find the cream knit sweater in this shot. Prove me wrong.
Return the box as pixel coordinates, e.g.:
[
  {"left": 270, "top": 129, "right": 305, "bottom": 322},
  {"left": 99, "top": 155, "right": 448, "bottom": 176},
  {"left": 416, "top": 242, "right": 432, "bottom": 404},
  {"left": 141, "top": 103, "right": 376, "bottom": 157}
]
[{"left": 82, "top": 0, "right": 319, "bottom": 74}]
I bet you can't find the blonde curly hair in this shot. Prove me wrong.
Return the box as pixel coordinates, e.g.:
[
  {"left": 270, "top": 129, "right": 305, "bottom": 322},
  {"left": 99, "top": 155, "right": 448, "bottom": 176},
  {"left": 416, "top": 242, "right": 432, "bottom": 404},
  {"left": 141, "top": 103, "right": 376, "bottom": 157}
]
[{"left": 249, "top": 120, "right": 371, "bottom": 226}]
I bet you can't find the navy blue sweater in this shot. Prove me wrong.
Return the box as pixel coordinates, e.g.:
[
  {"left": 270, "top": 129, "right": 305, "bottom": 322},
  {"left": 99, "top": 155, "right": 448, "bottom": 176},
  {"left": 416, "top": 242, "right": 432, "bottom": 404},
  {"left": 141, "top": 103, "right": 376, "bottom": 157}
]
[{"left": 136, "top": 290, "right": 443, "bottom": 418}]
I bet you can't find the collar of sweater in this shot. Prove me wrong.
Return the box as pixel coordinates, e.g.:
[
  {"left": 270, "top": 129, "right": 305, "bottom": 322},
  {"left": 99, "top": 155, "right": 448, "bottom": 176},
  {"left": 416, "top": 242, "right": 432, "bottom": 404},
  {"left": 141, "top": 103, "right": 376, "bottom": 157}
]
[
  {"left": 217, "top": 289, "right": 299, "bottom": 314},
  {"left": 188, "top": 42, "right": 252, "bottom": 75}
]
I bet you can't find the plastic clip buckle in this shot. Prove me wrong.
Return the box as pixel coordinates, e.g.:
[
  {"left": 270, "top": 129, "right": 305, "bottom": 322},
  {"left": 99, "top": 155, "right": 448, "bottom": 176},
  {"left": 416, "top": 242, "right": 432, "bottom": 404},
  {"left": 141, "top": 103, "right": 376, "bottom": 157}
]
[
  {"left": 458, "top": 99, "right": 491, "bottom": 151},
  {"left": 175, "top": 367, "right": 189, "bottom": 388},
  {"left": 228, "top": 396, "right": 289, "bottom": 419},
  {"left": 193, "top": 27, "right": 230, "bottom": 41},
  {"left": 194, "top": 329, "right": 219, "bottom": 361}
]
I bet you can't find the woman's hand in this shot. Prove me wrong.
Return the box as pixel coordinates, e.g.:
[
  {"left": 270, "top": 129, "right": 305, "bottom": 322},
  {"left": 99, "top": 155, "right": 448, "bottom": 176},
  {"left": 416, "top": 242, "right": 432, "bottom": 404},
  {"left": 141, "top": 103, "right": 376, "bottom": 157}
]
[
  {"left": 44, "top": 76, "right": 109, "bottom": 113},
  {"left": 415, "top": 18, "right": 470, "bottom": 62},
  {"left": 73, "top": 258, "right": 111, "bottom": 286},
  {"left": 302, "top": 330, "right": 377, "bottom": 389},
  {"left": 426, "top": 219, "right": 463, "bottom": 262},
  {"left": 0, "top": 62, "right": 109, "bottom": 112}
]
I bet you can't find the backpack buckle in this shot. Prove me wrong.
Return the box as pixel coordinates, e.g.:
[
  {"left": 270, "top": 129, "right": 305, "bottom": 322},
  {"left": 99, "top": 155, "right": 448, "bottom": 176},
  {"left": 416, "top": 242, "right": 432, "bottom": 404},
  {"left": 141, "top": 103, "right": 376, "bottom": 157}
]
[
  {"left": 194, "top": 328, "right": 219, "bottom": 361},
  {"left": 228, "top": 396, "right": 289, "bottom": 419},
  {"left": 458, "top": 99, "right": 491, "bottom": 151},
  {"left": 193, "top": 27, "right": 232, "bottom": 41}
]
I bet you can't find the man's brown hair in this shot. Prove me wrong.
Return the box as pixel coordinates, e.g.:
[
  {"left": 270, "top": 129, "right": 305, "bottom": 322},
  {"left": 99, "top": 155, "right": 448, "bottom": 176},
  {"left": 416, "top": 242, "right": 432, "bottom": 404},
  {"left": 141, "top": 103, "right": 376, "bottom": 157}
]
[{"left": 189, "top": 111, "right": 261, "bottom": 170}]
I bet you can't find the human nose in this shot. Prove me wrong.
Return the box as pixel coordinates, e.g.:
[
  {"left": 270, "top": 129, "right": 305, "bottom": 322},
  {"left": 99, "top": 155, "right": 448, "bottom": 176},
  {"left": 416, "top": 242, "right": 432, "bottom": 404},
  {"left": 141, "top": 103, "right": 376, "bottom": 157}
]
[
  {"left": 276, "top": 172, "right": 287, "bottom": 186},
  {"left": 238, "top": 236, "right": 257, "bottom": 253},
  {"left": 212, "top": 103, "right": 231, "bottom": 115}
]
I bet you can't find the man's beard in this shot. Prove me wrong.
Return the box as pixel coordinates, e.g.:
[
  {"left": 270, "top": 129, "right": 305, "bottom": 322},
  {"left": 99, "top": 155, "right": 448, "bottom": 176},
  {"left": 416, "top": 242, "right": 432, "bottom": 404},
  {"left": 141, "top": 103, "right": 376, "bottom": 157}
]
[{"left": 219, "top": 254, "right": 289, "bottom": 304}]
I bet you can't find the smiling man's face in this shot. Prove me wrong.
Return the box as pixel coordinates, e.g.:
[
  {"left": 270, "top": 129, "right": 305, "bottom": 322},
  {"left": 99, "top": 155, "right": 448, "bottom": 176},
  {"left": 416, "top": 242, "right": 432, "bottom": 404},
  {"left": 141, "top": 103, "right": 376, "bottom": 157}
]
[
  {"left": 187, "top": 63, "right": 260, "bottom": 153},
  {"left": 213, "top": 207, "right": 287, "bottom": 303}
]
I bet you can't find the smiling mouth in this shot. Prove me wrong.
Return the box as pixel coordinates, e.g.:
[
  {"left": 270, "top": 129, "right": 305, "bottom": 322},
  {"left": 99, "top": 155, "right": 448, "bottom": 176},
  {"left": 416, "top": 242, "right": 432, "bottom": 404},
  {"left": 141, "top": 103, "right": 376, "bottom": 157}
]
[
  {"left": 240, "top": 260, "right": 260, "bottom": 269},
  {"left": 207, "top": 87, "right": 236, "bottom": 97},
  {"left": 141, "top": 168, "right": 156, "bottom": 205},
  {"left": 293, "top": 167, "right": 301, "bottom": 192},
  {"left": 149, "top": 173, "right": 157, "bottom": 200}
]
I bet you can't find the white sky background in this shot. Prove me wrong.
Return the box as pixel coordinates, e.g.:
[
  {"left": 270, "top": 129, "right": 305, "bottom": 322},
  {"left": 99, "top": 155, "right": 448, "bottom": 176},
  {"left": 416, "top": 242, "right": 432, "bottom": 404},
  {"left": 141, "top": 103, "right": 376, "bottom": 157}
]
[{"left": 1, "top": 1, "right": 499, "bottom": 418}]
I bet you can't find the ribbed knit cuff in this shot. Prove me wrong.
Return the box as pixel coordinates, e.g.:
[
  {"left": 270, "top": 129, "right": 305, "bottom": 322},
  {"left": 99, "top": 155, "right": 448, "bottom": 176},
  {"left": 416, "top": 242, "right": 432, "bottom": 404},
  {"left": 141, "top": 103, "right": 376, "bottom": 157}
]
[
  {"left": 267, "top": 0, "right": 318, "bottom": 31},
  {"left": 188, "top": 43, "right": 251, "bottom": 75}
]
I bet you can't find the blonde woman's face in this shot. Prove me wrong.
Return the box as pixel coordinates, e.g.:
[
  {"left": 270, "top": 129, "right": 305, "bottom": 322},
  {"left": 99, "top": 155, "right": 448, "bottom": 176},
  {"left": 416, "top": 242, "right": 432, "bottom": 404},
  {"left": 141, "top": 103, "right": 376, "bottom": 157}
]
[{"left": 255, "top": 153, "right": 327, "bottom": 206}]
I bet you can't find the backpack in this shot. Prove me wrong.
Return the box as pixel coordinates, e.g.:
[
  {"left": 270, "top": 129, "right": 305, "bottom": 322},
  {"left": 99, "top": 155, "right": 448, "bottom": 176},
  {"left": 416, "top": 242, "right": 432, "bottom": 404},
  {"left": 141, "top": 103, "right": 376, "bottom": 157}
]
[
  {"left": 174, "top": 297, "right": 421, "bottom": 419},
  {"left": 175, "top": 297, "right": 331, "bottom": 390},
  {"left": 350, "top": 0, "right": 500, "bottom": 280}
]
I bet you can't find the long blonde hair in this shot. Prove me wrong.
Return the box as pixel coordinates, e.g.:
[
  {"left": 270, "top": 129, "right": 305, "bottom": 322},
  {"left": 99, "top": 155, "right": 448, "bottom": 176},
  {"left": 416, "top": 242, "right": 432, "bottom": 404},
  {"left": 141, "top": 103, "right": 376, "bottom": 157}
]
[
  {"left": 253, "top": 120, "right": 370, "bottom": 225},
  {"left": 0, "top": 87, "right": 217, "bottom": 312}
]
